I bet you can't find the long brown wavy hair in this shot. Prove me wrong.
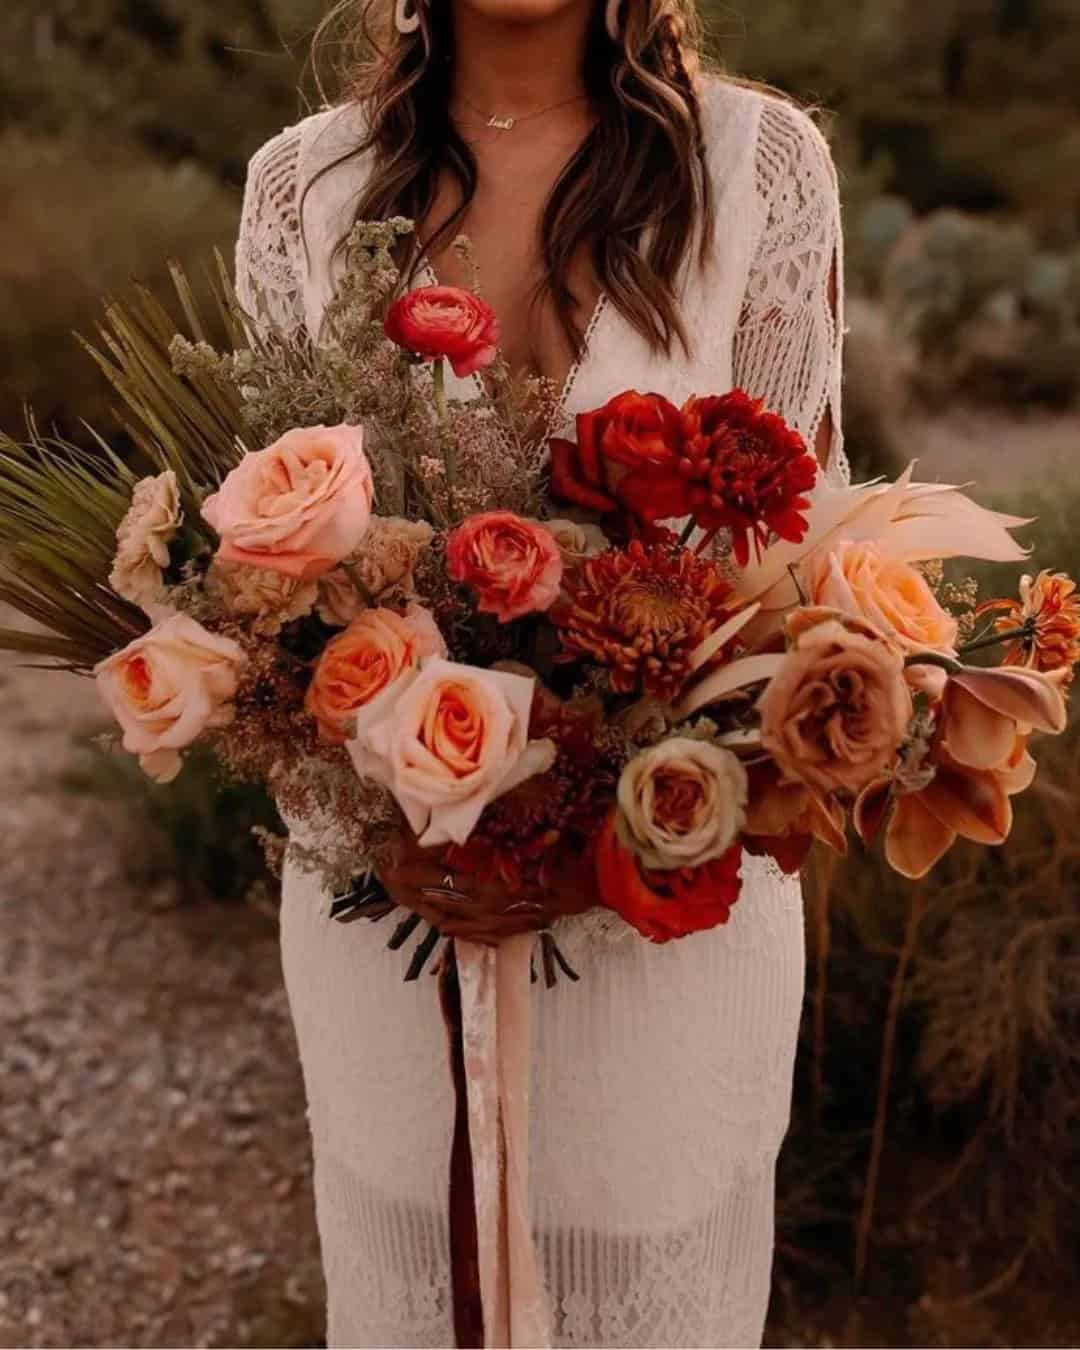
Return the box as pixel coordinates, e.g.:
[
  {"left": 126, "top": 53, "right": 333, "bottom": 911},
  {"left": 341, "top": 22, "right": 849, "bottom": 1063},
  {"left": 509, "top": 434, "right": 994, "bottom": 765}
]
[{"left": 309, "top": 0, "right": 718, "bottom": 362}]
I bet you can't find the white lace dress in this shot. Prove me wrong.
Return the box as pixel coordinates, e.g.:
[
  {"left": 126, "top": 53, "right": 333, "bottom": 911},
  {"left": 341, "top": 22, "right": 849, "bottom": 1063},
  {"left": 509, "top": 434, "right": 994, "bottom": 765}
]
[{"left": 236, "top": 77, "right": 848, "bottom": 1350}]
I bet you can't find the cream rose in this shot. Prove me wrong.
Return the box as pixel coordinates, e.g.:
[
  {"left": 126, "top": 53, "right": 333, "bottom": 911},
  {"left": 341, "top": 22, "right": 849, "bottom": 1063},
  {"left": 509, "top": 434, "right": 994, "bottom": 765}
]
[
  {"left": 317, "top": 516, "right": 435, "bottom": 627},
  {"left": 541, "top": 519, "right": 610, "bottom": 568},
  {"left": 109, "top": 470, "right": 182, "bottom": 611},
  {"left": 805, "top": 541, "right": 958, "bottom": 655},
  {"left": 94, "top": 613, "right": 246, "bottom": 783},
  {"left": 209, "top": 560, "right": 318, "bottom": 636},
  {"left": 347, "top": 657, "right": 556, "bottom": 847},
  {"left": 759, "top": 618, "right": 913, "bottom": 796},
  {"left": 202, "top": 424, "right": 374, "bottom": 580},
  {"left": 616, "top": 738, "right": 748, "bottom": 871},
  {"left": 306, "top": 605, "right": 447, "bottom": 744}
]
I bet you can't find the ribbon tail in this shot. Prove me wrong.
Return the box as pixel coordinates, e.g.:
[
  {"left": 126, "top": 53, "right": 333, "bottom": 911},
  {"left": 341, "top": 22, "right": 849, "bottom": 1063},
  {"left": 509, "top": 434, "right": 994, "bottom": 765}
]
[
  {"left": 456, "top": 936, "right": 551, "bottom": 1349},
  {"left": 456, "top": 940, "right": 510, "bottom": 1346},
  {"left": 496, "top": 934, "right": 551, "bottom": 1348},
  {"left": 440, "top": 944, "right": 485, "bottom": 1349}
]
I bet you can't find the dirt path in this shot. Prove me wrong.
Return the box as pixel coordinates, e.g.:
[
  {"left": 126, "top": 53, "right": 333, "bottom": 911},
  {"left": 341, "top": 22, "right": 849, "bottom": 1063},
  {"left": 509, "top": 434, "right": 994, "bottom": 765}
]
[{"left": 0, "top": 623, "right": 324, "bottom": 1349}]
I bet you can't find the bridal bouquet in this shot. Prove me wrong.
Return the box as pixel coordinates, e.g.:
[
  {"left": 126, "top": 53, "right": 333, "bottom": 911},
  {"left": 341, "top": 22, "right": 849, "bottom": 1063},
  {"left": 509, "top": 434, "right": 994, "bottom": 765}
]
[
  {"left": 4, "top": 219, "right": 1078, "bottom": 1349},
  {"left": 1, "top": 219, "right": 1077, "bottom": 968}
]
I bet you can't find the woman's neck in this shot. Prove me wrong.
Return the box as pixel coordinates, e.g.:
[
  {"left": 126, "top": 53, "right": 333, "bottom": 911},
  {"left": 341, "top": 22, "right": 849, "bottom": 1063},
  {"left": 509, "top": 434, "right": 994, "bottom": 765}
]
[{"left": 448, "top": 4, "right": 592, "bottom": 118}]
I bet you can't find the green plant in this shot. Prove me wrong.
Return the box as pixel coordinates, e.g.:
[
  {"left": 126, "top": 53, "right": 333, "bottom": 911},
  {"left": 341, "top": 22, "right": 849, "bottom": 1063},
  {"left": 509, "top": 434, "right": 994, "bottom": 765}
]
[{"left": 61, "top": 741, "right": 281, "bottom": 903}]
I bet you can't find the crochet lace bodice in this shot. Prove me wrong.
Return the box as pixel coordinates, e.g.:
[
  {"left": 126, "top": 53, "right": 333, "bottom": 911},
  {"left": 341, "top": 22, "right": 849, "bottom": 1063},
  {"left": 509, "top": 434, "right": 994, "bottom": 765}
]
[{"left": 235, "top": 78, "right": 848, "bottom": 484}]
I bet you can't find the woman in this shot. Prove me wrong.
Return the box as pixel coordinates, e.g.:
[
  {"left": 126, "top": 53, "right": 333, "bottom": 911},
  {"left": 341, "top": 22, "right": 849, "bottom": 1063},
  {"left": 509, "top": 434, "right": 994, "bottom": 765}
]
[{"left": 235, "top": 1, "right": 846, "bottom": 1345}]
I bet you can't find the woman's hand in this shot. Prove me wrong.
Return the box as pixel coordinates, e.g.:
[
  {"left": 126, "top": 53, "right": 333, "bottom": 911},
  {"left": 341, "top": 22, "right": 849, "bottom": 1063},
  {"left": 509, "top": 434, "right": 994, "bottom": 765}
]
[{"left": 379, "top": 837, "right": 594, "bottom": 947}]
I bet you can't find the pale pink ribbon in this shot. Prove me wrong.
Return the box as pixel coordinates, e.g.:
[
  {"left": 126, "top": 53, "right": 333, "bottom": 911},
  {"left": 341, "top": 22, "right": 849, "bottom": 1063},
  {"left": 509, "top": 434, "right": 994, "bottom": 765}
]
[{"left": 455, "top": 936, "right": 550, "bottom": 1349}]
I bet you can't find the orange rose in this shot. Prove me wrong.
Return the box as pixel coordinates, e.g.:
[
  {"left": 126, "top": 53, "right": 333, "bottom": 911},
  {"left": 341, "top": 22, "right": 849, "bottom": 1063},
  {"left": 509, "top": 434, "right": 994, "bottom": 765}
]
[
  {"left": 384, "top": 285, "right": 499, "bottom": 378},
  {"left": 305, "top": 605, "right": 446, "bottom": 744},
  {"left": 595, "top": 810, "right": 744, "bottom": 943},
  {"left": 759, "top": 618, "right": 913, "bottom": 796},
  {"left": 202, "top": 424, "right": 374, "bottom": 580},
  {"left": 805, "top": 541, "right": 958, "bottom": 656}
]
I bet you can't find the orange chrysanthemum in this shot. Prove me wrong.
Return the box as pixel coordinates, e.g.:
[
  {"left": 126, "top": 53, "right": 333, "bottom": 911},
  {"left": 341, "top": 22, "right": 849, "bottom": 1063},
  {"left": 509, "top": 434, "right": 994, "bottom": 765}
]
[
  {"left": 977, "top": 570, "right": 1080, "bottom": 682},
  {"left": 551, "top": 535, "right": 737, "bottom": 701}
]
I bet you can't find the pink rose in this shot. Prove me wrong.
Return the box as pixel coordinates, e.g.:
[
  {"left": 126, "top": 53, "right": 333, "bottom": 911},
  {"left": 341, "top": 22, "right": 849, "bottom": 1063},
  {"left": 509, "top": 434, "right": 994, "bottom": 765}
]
[
  {"left": 447, "top": 511, "right": 563, "bottom": 623},
  {"left": 305, "top": 605, "right": 447, "bottom": 745},
  {"left": 384, "top": 285, "right": 500, "bottom": 378},
  {"left": 202, "top": 424, "right": 374, "bottom": 581},
  {"left": 347, "top": 658, "right": 556, "bottom": 848},
  {"left": 94, "top": 613, "right": 246, "bottom": 783}
]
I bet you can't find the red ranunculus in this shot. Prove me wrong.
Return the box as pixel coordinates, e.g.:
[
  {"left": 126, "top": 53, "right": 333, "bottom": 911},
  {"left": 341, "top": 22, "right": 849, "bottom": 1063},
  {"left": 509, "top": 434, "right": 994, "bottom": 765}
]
[
  {"left": 549, "top": 391, "right": 685, "bottom": 518},
  {"left": 595, "top": 810, "right": 743, "bottom": 942},
  {"left": 672, "top": 391, "right": 819, "bottom": 566},
  {"left": 447, "top": 511, "right": 564, "bottom": 623},
  {"left": 384, "top": 285, "right": 500, "bottom": 378}
]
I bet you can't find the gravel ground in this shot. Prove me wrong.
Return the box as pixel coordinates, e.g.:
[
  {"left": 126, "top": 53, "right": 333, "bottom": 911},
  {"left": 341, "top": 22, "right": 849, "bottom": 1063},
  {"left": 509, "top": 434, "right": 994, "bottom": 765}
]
[{"left": 0, "top": 631, "right": 325, "bottom": 1349}]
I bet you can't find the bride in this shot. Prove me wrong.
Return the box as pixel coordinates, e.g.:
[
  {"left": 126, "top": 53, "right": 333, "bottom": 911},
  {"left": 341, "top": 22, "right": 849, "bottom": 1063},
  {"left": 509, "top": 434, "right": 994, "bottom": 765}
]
[{"left": 235, "top": 0, "right": 845, "bottom": 1345}]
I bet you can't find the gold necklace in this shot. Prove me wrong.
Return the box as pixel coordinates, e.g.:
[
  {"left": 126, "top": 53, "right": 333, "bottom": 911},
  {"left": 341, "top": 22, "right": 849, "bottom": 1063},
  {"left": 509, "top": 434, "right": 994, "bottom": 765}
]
[{"left": 457, "top": 90, "right": 587, "bottom": 132}]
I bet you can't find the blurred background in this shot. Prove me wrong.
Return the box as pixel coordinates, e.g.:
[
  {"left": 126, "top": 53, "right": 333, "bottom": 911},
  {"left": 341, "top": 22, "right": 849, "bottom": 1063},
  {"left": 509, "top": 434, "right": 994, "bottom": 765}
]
[{"left": 2, "top": 1, "right": 1080, "bottom": 1346}]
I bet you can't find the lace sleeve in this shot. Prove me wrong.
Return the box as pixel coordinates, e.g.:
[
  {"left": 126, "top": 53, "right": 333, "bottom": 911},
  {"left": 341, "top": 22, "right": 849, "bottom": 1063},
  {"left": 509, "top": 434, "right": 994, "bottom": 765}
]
[
  {"left": 234, "top": 124, "right": 308, "bottom": 339},
  {"left": 734, "top": 98, "right": 848, "bottom": 483}
]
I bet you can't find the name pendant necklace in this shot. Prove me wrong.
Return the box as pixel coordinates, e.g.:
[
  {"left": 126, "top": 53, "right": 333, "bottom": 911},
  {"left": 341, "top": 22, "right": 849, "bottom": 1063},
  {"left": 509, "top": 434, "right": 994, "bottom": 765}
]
[{"left": 458, "top": 91, "right": 588, "bottom": 133}]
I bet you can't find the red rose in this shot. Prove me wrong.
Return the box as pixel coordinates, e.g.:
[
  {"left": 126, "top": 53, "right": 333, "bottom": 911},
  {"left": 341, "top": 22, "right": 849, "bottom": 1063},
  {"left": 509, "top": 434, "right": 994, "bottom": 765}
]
[
  {"left": 594, "top": 810, "right": 743, "bottom": 943},
  {"left": 550, "top": 390, "right": 685, "bottom": 517},
  {"left": 384, "top": 285, "right": 500, "bottom": 378},
  {"left": 447, "top": 512, "right": 564, "bottom": 623}
]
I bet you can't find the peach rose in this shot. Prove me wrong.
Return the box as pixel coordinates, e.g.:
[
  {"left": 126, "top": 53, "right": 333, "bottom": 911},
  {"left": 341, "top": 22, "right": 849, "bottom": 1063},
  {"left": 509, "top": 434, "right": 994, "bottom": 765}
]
[
  {"left": 94, "top": 613, "right": 246, "bottom": 783},
  {"left": 759, "top": 618, "right": 913, "bottom": 796},
  {"left": 305, "top": 605, "right": 447, "bottom": 744},
  {"left": 447, "top": 511, "right": 563, "bottom": 623},
  {"left": 109, "top": 470, "right": 182, "bottom": 612},
  {"left": 202, "top": 425, "right": 374, "bottom": 580},
  {"left": 616, "top": 738, "right": 748, "bottom": 871},
  {"left": 347, "top": 657, "right": 557, "bottom": 848},
  {"left": 805, "top": 541, "right": 958, "bottom": 656}
]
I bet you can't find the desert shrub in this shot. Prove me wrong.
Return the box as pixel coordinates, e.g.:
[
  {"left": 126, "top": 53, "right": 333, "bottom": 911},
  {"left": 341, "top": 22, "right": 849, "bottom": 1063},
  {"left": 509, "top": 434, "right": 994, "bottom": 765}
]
[
  {"left": 61, "top": 742, "right": 281, "bottom": 904},
  {"left": 0, "top": 131, "right": 239, "bottom": 433},
  {"left": 883, "top": 210, "right": 1080, "bottom": 408}
]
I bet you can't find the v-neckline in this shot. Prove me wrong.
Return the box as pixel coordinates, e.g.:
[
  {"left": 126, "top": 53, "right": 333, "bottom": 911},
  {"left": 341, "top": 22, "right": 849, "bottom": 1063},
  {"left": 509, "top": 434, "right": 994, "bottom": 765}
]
[{"left": 418, "top": 259, "right": 608, "bottom": 426}]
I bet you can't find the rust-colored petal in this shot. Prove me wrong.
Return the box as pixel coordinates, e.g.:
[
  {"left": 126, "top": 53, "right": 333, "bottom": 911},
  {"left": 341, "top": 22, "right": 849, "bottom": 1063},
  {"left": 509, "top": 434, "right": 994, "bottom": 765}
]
[
  {"left": 947, "top": 665, "right": 1068, "bottom": 736},
  {"left": 806, "top": 792, "right": 849, "bottom": 854},
  {"left": 918, "top": 763, "right": 1013, "bottom": 845},
  {"left": 942, "top": 682, "right": 1018, "bottom": 770},
  {"left": 885, "top": 792, "right": 957, "bottom": 879},
  {"left": 854, "top": 777, "right": 892, "bottom": 844},
  {"left": 997, "top": 736, "right": 1037, "bottom": 796}
]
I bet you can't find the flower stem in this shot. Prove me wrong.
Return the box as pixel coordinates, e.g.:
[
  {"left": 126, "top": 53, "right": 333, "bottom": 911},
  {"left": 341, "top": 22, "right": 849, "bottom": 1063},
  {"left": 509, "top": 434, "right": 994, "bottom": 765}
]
[
  {"left": 957, "top": 622, "right": 1034, "bottom": 659},
  {"left": 432, "top": 357, "right": 457, "bottom": 509},
  {"left": 680, "top": 518, "right": 697, "bottom": 548},
  {"left": 904, "top": 651, "right": 963, "bottom": 675}
]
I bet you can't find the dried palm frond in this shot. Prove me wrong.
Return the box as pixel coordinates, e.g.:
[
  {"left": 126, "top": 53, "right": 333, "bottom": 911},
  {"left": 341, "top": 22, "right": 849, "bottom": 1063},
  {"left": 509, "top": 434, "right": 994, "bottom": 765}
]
[
  {"left": 79, "top": 253, "right": 250, "bottom": 513},
  {"left": 0, "top": 425, "right": 148, "bottom": 668}
]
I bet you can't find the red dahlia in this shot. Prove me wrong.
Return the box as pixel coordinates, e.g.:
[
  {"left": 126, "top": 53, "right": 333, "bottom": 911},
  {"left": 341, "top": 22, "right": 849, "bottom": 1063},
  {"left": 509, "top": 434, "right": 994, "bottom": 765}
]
[{"left": 678, "top": 391, "right": 819, "bottom": 566}]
